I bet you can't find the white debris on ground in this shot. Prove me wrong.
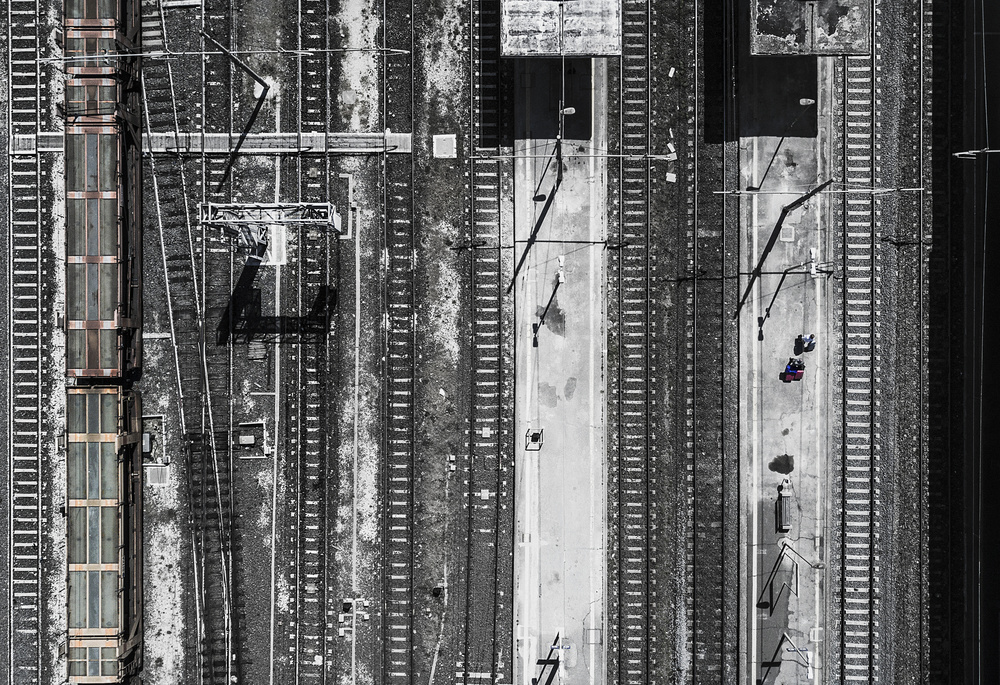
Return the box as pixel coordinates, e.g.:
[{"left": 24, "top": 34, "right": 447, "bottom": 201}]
[
  {"left": 44, "top": 377, "right": 67, "bottom": 680},
  {"left": 336, "top": 0, "right": 380, "bottom": 132},
  {"left": 335, "top": 0, "right": 382, "bottom": 593},
  {"left": 253, "top": 75, "right": 279, "bottom": 102},
  {"left": 425, "top": 222, "right": 462, "bottom": 363},
  {"left": 45, "top": 11, "right": 68, "bottom": 671},
  {"left": 274, "top": 566, "right": 291, "bottom": 614},
  {"left": 241, "top": 378, "right": 257, "bottom": 414},
  {"left": 255, "top": 464, "right": 273, "bottom": 533},
  {"left": 419, "top": 0, "right": 465, "bottom": 118},
  {"left": 354, "top": 365, "right": 381, "bottom": 547},
  {"left": 142, "top": 514, "right": 184, "bottom": 685},
  {"left": 142, "top": 344, "right": 186, "bottom": 685}
]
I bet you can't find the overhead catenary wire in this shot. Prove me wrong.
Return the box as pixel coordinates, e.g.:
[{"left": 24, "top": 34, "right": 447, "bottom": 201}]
[{"left": 37, "top": 45, "right": 410, "bottom": 64}]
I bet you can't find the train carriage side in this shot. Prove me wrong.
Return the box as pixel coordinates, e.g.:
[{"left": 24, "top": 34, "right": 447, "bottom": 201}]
[
  {"left": 64, "top": 0, "right": 142, "bottom": 381},
  {"left": 62, "top": 0, "right": 144, "bottom": 683},
  {"left": 66, "top": 388, "right": 143, "bottom": 682}
]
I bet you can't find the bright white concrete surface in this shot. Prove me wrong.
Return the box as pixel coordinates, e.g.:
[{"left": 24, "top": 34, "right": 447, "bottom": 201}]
[{"left": 513, "top": 58, "right": 608, "bottom": 685}]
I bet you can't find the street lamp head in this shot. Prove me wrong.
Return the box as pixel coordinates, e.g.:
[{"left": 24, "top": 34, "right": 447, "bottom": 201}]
[
  {"left": 799, "top": 98, "right": 816, "bottom": 106},
  {"left": 561, "top": 106, "right": 576, "bottom": 115}
]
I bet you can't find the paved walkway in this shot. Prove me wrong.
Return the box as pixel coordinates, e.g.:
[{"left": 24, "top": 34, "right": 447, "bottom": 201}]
[
  {"left": 740, "top": 60, "right": 835, "bottom": 685},
  {"left": 512, "top": 57, "right": 607, "bottom": 685}
]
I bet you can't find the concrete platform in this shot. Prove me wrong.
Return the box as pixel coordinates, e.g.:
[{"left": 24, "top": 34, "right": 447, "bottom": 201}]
[
  {"left": 512, "top": 57, "right": 607, "bottom": 685},
  {"left": 739, "top": 58, "right": 836, "bottom": 685}
]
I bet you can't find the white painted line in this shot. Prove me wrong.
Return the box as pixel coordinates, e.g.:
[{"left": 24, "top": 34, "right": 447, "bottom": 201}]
[
  {"left": 268, "top": 90, "right": 283, "bottom": 685},
  {"left": 749, "top": 136, "right": 760, "bottom": 682},
  {"left": 351, "top": 168, "right": 361, "bottom": 685},
  {"left": 588, "top": 77, "right": 601, "bottom": 685}
]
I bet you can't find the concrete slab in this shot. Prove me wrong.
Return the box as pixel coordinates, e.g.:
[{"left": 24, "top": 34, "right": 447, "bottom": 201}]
[
  {"left": 512, "top": 57, "right": 607, "bottom": 685},
  {"left": 751, "top": 0, "right": 871, "bottom": 55},
  {"left": 501, "top": 0, "right": 621, "bottom": 57},
  {"left": 432, "top": 133, "right": 457, "bottom": 158}
]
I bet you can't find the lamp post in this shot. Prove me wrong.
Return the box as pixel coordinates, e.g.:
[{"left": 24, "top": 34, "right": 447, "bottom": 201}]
[
  {"left": 747, "top": 98, "right": 816, "bottom": 191},
  {"left": 555, "top": 0, "right": 577, "bottom": 185},
  {"left": 556, "top": 106, "right": 575, "bottom": 185},
  {"left": 735, "top": 179, "right": 834, "bottom": 318}
]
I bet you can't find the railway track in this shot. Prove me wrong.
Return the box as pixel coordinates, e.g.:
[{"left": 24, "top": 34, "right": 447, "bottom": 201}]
[
  {"left": 924, "top": 0, "right": 962, "bottom": 678},
  {"left": 142, "top": 0, "right": 236, "bottom": 679},
  {"left": 6, "top": 1, "right": 44, "bottom": 682},
  {"left": 286, "top": 0, "right": 335, "bottom": 679},
  {"left": 381, "top": 0, "right": 415, "bottom": 674},
  {"left": 287, "top": 233, "right": 333, "bottom": 685},
  {"left": 689, "top": 0, "right": 729, "bottom": 678},
  {"left": 455, "top": 0, "right": 509, "bottom": 679},
  {"left": 458, "top": 162, "right": 504, "bottom": 683},
  {"left": 608, "top": 0, "right": 654, "bottom": 681},
  {"left": 140, "top": 0, "right": 204, "bottom": 433},
  {"left": 473, "top": 0, "right": 501, "bottom": 149},
  {"left": 196, "top": 0, "right": 243, "bottom": 681},
  {"left": 834, "top": 52, "right": 882, "bottom": 683}
]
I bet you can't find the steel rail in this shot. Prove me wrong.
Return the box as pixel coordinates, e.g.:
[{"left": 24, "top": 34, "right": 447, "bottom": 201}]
[
  {"left": 6, "top": 0, "right": 43, "bottom": 682},
  {"left": 380, "top": 0, "right": 416, "bottom": 676},
  {"left": 613, "top": 0, "right": 654, "bottom": 680},
  {"left": 836, "top": 45, "right": 881, "bottom": 683},
  {"left": 288, "top": 0, "right": 335, "bottom": 678}
]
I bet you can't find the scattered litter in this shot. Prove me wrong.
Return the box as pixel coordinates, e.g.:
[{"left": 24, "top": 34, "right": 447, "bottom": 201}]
[
  {"left": 668, "top": 67, "right": 675, "bottom": 77},
  {"left": 439, "top": 388, "right": 447, "bottom": 398},
  {"left": 666, "top": 173, "right": 677, "bottom": 183},
  {"left": 667, "top": 142, "right": 675, "bottom": 153}
]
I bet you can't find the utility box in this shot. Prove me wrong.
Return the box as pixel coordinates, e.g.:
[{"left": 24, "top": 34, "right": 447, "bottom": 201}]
[
  {"left": 775, "top": 492, "right": 793, "bottom": 534},
  {"left": 525, "top": 428, "right": 544, "bottom": 451}
]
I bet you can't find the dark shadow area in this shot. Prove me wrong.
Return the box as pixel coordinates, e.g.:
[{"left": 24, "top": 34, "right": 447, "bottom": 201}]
[
  {"left": 736, "top": 0, "right": 818, "bottom": 138},
  {"left": 513, "top": 58, "right": 593, "bottom": 141},
  {"left": 479, "top": 0, "right": 503, "bottom": 148},
  {"left": 704, "top": 0, "right": 738, "bottom": 142},
  {"left": 499, "top": 58, "right": 518, "bottom": 147},
  {"left": 216, "top": 259, "right": 336, "bottom": 345},
  {"left": 768, "top": 453, "right": 794, "bottom": 474},
  {"left": 737, "top": 55, "right": 818, "bottom": 137},
  {"left": 926, "top": 0, "right": 989, "bottom": 681}
]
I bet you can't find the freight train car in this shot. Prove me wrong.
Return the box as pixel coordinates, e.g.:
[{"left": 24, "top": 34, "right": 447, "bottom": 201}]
[
  {"left": 63, "top": 0, "right": 144, "bottom": 681},
  {"left": 64, "top": 0, "right": 142, "bottom": 380},
  {"left": 66, "top": 388, "right": 143, "bottom": 681}
]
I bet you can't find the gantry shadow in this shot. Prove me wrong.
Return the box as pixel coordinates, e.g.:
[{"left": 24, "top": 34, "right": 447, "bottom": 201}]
[{"left": 216, "top": 260, "right": 336, "bottom": 345}]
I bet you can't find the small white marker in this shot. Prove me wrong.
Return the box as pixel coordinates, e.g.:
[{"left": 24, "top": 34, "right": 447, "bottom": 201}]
[
  {"left": 668, "top": 67, "right": 675, "bottom": 77},
  {"left": 666, "top": 172, "right": 677, "bottom": 183},
  {"left": 667, "top": 142, "right": 675, "bottom": 153}
]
